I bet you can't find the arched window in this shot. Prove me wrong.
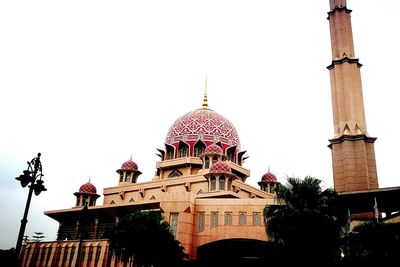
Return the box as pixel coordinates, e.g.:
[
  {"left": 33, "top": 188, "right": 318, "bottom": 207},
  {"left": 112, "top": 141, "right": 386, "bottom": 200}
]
[
  {"left": 219, "top": 176, "right": 225, "bottom": 190},
  {"left": 224, "top": 212, "right": 232, "bottom": 226},
  {"left": 212, "top": 156, "right": 218, "bottom": 165},
  {"left": 227, "top": 178, "right": 232, "bottom": 191},
  {"left": 210, "top": 176, "right": 216, "bottom": 190},
  {"left": 197, "top": 212, "right": 205, "bottom": 232},
  {"left": 125, "top": 172, "right": 131, "bottom": 182},
  {"left": 89, "top": 197, "right": 96, "bottom": 206},
  {"left": 211, "top": 212, "right": 218, "bottom": 228},
  {"left": 253, "top": 212, "right": 261, "bottom": 226},
  {"left": 82, "top": 197, "right": 88, "bottom": 206},
  {"left": 227, "top": 150, "right": 233, "bottom": 161},
  {"left": 226, "top": 146, "right": 236, "bottom": 162},
  {"left": 194, "top": 141, "right": 206, "bottom": 157},
  {"left": 179, "top": 147, "right": 187, "bottom": 158},
  {"left": 166, "top": 144, "right": 175, "bottom": 160},
  {"left": 239, "top": 212, "right": 247, "bottom": 225},
  {"left": 178, "top": 142, "right": 189, "bottom": 158},
  {"left": 205, "top": 157, "right": 210, "bottom": 169}
]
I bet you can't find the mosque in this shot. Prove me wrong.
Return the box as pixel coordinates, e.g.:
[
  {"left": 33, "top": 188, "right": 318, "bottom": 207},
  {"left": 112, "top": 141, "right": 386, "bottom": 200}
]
[{"left": 19, "top": 0, "right": 400, "bottom": 266}]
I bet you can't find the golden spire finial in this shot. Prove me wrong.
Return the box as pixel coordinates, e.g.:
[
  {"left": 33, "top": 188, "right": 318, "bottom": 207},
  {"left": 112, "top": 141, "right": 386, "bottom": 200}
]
[{"left": 202, "top": 75, "right": 208, "bottom": 109}]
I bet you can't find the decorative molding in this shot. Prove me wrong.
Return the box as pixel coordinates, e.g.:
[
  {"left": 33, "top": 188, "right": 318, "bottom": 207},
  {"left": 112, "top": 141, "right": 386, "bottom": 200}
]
[
  {"left": 327, "top": 6, "right": 352, "bottom": 19},
  {"left": 327, "top": 57, "right": 362, "bottom": 70},
  {"left": 328, "top": 134, "right": 377, "bottom": 148}
]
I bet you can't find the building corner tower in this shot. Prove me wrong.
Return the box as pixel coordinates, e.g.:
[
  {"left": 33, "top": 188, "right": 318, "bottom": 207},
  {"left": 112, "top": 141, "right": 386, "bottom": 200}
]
[{"left": 327, "top": 0, "right": 379, "bottom": 193}]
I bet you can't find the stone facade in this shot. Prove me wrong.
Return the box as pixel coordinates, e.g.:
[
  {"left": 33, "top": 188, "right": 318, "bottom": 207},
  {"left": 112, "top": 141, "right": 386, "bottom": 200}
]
[{"left": 327, "top": 0, "right": 379, "bottom": 193}]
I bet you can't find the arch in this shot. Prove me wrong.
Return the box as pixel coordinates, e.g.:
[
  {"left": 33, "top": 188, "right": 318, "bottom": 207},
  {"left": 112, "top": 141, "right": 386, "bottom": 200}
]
[
  {"left": 226, "top": 145, "right": 237, "bottom": 162},
  {"left": 204, "top": 157, "right": 210, "bottom": 169},
  {"left": 178, "top": 141, "right": 189, "bottom": 158},
  {"left": 227, "top": 178, "right": 232, "bottom": 191},
  {"left": 168, "top": 169, "right": 183, "bottom": 178},
  {"left": 125, "top": 171, "right": 131, "bottom": 182},
  {"left": 219, "top": 175, "right": 225, "bottom": 190},
  {"left": 215, "top": 141, "right": 222, "bottom": 148},
  {"left": 212, "top": 155, "right": 218, "bottom": 165},
  {"left": 210, "top": 176, "right": 216, "bottom": 191},
  {"left": 197, "top": 238, "right": 270, "bottom": 267},
  {"left": 194, "top": 140, "right": 206, "bottom": 157},
  {"left": 165, "top": 144, "right": 175, "bottom": 160}
]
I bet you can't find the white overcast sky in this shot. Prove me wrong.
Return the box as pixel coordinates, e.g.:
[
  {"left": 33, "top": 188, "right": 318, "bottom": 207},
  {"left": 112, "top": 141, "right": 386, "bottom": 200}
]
[{"left": 1, "top": 0, "right": 399, "bottom": 249}]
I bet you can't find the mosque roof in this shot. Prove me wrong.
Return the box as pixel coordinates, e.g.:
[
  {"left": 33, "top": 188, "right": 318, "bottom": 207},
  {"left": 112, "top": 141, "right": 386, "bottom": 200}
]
[{"left": 165, "top": 108, "right": 240, "bottom": 149}]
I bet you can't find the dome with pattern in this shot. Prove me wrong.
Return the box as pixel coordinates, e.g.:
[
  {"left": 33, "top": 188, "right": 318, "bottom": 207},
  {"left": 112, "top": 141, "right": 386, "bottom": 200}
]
[
  {"left": 209, "top": 161, "right": 232, "bottom": 175},
  {"left": 261, "top": 171, "right": 278, "bottom": 183},
  {"left": 79, "top": 182, "right": 97, "bottom": 194},
  {"left": 204, "top": 144, "right": 223, "bottom": 155},
  {"left": 121, "top": 159, "right": 138, "bottom": 171},
  {"left": 165, "top": 108, "right": 240, "bottom": 150}
]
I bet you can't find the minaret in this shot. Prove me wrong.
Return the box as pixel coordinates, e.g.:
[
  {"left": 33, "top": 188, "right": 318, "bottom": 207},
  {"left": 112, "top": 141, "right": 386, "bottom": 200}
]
[{"left": 327, "top": 0, "right": 378, "bottom": 192}]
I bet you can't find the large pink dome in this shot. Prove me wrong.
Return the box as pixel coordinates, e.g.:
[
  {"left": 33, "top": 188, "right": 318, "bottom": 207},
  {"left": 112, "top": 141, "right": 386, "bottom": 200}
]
[{"left": 165, "top": 108, "right": 240, "bottom": 149}]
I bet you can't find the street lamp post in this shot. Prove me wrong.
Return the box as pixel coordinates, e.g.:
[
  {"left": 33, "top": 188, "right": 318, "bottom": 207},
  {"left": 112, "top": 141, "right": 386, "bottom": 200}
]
[{"left": 14, "top": 152, "right": 47, "bottom": 264}]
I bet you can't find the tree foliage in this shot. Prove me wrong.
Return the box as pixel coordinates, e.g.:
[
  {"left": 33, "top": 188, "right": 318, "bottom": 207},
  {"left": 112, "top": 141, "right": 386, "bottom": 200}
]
[
  {"left": 264, "top": 176, "right": 347, "bottom": 266},
  {"left": 109, "top": 210, "right": 188, "bottom": 267},
  {"left": 341, "top": 221, "right": 400, "bottom": 266}
]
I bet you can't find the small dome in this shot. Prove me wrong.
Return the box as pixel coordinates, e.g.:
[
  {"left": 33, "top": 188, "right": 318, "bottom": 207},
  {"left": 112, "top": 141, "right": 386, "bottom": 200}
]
[
  {"left": 204, "top": 144, "right": 223, "bottom": 155},
  {"left": 121, "top": 159, "right": 138, "bottom": 171},
  {"left": 261, "top": 171, "right": 277, "bottom": 183},
  {"left": 209, "top": 161, "right": 232, "bottom": 175},
  {"left": 79, "top": 182, "right": 97, "bottom": 194}
]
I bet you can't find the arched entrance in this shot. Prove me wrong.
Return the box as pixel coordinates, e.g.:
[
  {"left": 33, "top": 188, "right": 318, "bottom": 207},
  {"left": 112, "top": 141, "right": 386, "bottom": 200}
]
[{"left": 196, "top": 238, "right": 270, "bottom": 267}]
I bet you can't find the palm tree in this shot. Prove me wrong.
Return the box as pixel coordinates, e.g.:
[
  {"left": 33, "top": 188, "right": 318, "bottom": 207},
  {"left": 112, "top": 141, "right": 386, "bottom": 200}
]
[
  {"left": 109, "top": 210, "right": 188, "bottom": 267},
  {"left": 264, "top": 176, "right": 346, "bottom": 266}
]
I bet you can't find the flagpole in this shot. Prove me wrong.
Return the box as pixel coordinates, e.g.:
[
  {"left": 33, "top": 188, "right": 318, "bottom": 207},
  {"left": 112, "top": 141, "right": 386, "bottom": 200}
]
[{"left": 374, "top": 197, "right": 379, "bottom": 223}]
